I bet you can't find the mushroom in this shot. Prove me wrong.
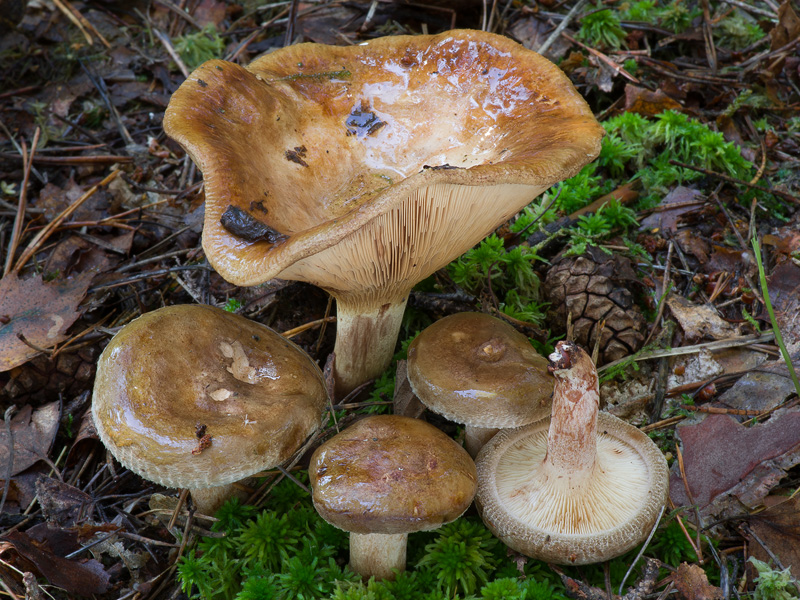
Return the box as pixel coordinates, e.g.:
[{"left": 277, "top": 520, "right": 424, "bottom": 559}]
[
  {"left": 163, "top": 30, "right": 604, "bottom": 396},
  {"left": 91, "top": 304, "right": 328, "bottom": 516},
  {"left": 475, "top": 341, "right": 669, "bottom": 565},
  {"left": 308, "top": 414, "right": 477, "bottom": 580},
  {"left": 406, "top": 312, "right": 553, "bottom": 456}
]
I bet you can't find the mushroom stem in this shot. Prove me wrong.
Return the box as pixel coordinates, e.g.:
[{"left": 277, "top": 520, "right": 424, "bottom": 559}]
[
  {"left": 349, "top": 532, "right": 408, "bottom": 580},
  {"left": 544, "top": 343, "right": 599, "bottom": 477},
  {"left": 333, "top": 298, "right": 408, "bottom": 397},
  {"left": 465, "top": 425, "right": 500, "bottom": 458},
  {"left": 190, "top": 483, "right": 248, "bottom": 517}
]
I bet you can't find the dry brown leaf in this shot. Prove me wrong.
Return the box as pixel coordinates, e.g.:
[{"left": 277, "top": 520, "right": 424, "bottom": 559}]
[
  {"left": 35, "top": 477, "right": 94, "bottom": 526},
  {"left": 624, "top": 84, "right": 684, "bottom": 117},
  {"left": 640, "top": 187, "right": 705, "bottom": 236},
  {"left": 670, "top": 407, "right": 800, "bottom": 519},
  {"left": 666, "top": 294, "right": 739, "bottom": 342},
  {"left": 0, "top": 271, "right": 94, "bottom": 372},
  {"left": 0, "top": 530, "right": 110, "bottom": 596},
  {"left": 745, "top": 494, "right": 800, "bottom": 573},
  {"left": 0, "top": 402, "right": 60, "bottom": 478},
  {"left": 769, "top": 2, "right": 800, "bottom": 75},
  {"left": 672, "top": 563, "right": 723, "bottom": 600},
  {"left": 766, "top": 261, "right": 800, "bottom": 349}
]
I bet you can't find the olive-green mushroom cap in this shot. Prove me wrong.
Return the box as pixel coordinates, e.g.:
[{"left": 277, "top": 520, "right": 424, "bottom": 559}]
[
  {"left": 309, "top": 415, "right": 477, "bottom": 534},
  {"left": 407, "top": 312, "right": 553, "bottom": 428},
  {"left": 92, "top": 304, "right": 327, "bottom": 489}
]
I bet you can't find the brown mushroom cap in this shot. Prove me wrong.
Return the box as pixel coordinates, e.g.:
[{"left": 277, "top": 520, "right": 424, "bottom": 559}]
[
  {"left": 407, "top": 312, "right": 553, "bottom": 428},
  {"left": 92, "top": 304, "right": 327, "bottom": 489},
  {"left": 309, "top": 415, "right": 477, "bottom": 534},
  {"left": 476, "top": 414, "right": 669, "bottom": 564},
  {"left": 163, "top": 29, "right": 603, "bottom": 292}
]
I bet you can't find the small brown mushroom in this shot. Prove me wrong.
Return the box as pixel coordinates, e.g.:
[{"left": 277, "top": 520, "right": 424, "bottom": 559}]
[
  {"left": 163, "top": 30, "right": 604, "bottom": 396},
  {"left": 308, "top": 415, "right": 477, "bottom": 580},
  {"left": 406, "top": 312, "right": 553, "bottom": 456},
  {"left": 91, "top": 304, "right": 328, "bottom": 516},
  {"left": 475, "top": 341, "right": 669, "bottom": 565}
]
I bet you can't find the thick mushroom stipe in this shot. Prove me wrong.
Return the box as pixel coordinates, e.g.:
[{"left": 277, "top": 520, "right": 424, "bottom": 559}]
[
  {"left": 475, "top": 342, "right": 669, "bottom": 564},
  {"left": 92, "top": 304, "right": 328, "bottom": 515},
  {"left": 163, "top": 30, "right": 604, "bottom": 395}
]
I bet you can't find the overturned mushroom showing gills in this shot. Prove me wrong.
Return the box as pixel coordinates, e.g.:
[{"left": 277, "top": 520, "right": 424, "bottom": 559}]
[
  {"left": 407, "top": 312, "right": 553, "bottom": 456},
  {"left": 92, "top": 304, "right": 328, "bottom": 516},
  {"left": 309, "top": 415, "right": 477, "bottom": 580},
  {"left": 163, "top": 30, "right": 604, "bottom": 396},
  {"left": 475, "top": 341, "right": 669, "bottom": 565}
]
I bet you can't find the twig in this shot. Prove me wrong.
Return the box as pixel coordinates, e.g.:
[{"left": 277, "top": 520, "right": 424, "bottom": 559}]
[
  {"left": 12, "top": 170, "right": 122, "bottom": 273},
  {"left": 719, "top": 0, "right": 777, "bottom": 19},
  {"left": 168, "top": 488, "right": 189, "bottom": 531},
  {"left": 0, "top": 407, "right": 17, "bottom": 515},
  {"left": 153, "top": 28, "right": 190, "bottom": 79},
  {"left": 644, "top": 240, "right": 673, "bottom": 347},
  {"left": 153, "top": 0, "right": 203, "bottom": 30},
  {"left": 537, "top": 0, "right": 589, "bottom": 56},
  {"left": 56, "top": 0, "right": 112, "bottom": 47},
  {"left": 0, "top": 153, "right": 133, "bottom": 165},
  {"left": 599, "top": 331, "right": 776, "bottom": 373},
  {"left": 561, "top": 31, "right": 640, "bottom": 84},
  {"left": 52, "top": 0, "right": 93, "bottom": 44},
  {"left": 668, "top": 160, "right": 800, "bottom": 205},
  {"left": 676, "top": 445, "right": 704, "bottom": 564},
  {"left": 284, "top": 0, "right": 299, "bottom": 45},
  {"left": 89, "top": 264, "right": 214, "bottom": 291},
  {"left": 3, "top": 127, "right": 40, "bottom": 276},
  {"left": 281, "top": 316, "right": 337, "bottom": 339}
]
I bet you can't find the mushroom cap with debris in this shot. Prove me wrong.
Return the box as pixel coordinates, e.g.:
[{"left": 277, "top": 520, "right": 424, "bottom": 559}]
[
  {"left": 91, "top": 304, "right": 328, "bottom": 489},
  {"left": 163, "top": 29, "right": 604, "bottom": 295},
  {"left": 309, "top": 415, "right": 477, "bottom": 535},
  {"left": 407, "top": 312, "right": 553, "bottom": 429}
]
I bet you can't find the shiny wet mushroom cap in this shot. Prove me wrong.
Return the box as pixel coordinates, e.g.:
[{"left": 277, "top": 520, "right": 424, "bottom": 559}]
[
  {"left": 407, "top": 312, "right": 553, "bottom": 456},
  {"left": 163, "top": 29, "right": 604, "bottom": 396},
  {"left": 475, "top": 342, "right": 669, "bottom": 565},
  {"left": 309, "top": 414, "right": 477, "bottom": 579},
  {"left": 91, "top": 304, "right": 328, "bottom": 515}
]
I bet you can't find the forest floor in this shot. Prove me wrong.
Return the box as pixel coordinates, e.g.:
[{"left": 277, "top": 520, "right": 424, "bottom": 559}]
[{"left": 1, "top": 0, "right": 800, "bottom": 599}]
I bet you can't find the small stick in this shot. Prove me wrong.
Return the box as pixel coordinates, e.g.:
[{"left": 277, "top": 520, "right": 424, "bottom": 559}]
[
  {"left": 561, "top": 31, "right": 640, "bottom": 84},
  {"left": 58, "top": 0, "right": 112, "bottom": 47},
  {"left": 52, "top": 0, "right": 93, "bottom": 44},
  {"left": 676, "top": 445, "right": 704, "bottom": 564},
  {"left": 669, "top": 160, "right": 800, "bottom": 205},
  {"left": 0, "top": 152, "right": 133, "bottom": 165},
  {"left": 168, "top": 488, "right": 189, "bottom": 531},
  {"left": 12, "top": 170, "right": 122, "bottom": 273},
  {"left": 282, "top": 316, "right": 337, "bottom": 339},
  {"left": 537, "top": 0, "right": 589, "bottom": 56},
  {"left": 153, "top": 29, "right": 190, "bottom": 79},
  {"left": 4, "top": 128, "right": 40, "bottom": 276}
]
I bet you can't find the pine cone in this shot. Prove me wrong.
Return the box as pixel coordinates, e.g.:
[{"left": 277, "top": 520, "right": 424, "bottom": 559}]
[
  {"left": 1, "top": 347, "right": 98, "bottom": 405},
  {"left": 544, "top": 247, "right": 647, "bottom": 364}
]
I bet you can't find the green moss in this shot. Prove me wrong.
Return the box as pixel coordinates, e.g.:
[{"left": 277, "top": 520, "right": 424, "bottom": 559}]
[{"left": 576, "top": 5, "right": 627, "bottom": 50}]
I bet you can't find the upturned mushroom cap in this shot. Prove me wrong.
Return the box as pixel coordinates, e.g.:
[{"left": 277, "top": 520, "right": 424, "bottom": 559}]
[
  {"left": 309, "top": 415, "right": 477, "bottom": 534},
  {"left": 406, "top": 312, "right": 553, "bottom": 429},
  {"left": 163, "top": 30, "right": 603, "bottom": 396},
  {"left": 163, "top": 30, "right": 603, "bottom": 293},
  {"left": 92, "top": 304, "right": 327, "bottom": 489},
  {"left": 475, "top": 342, "right": 669, "bottom": 564}
]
